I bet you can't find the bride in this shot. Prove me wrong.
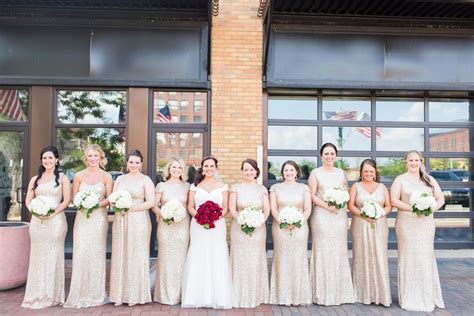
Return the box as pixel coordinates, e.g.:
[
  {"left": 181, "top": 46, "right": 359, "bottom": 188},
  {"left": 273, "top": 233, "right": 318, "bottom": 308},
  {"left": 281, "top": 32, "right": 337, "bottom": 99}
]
[{"left": 181, "top": 156, "right": 233, "bottom": 309}]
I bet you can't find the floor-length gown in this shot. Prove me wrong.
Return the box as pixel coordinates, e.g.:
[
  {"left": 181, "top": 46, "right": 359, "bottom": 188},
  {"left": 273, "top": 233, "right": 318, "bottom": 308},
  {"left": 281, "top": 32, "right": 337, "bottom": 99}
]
[
  {"left": 230, "top": 183, "right": 269, "bottom": 308},
  {"left": 181, "top": 184, "right": 233, "bottom": 309},
  {"left": 109, "top": 174, "right": 153, "bottom": 306},
  {"left": 154, "top": 181, "right": 190, "bottom": 305},
  {"left": 351, "top": 182, "right": 391, "bottom": 306},
  {"left": 310, "top": 168, "right": 354, "bottom": 305},
  {"left": 64, "top": 182, "right": 108, "bottom": 308},
  {"left": 396, "top": 175, "right": 444, "bottom": 312},
  {"left": 22, "top": 179, "right": 67, "bottom": 309},
  {"left": 269, "top": 182, "right": 311, "bottom": 306}
]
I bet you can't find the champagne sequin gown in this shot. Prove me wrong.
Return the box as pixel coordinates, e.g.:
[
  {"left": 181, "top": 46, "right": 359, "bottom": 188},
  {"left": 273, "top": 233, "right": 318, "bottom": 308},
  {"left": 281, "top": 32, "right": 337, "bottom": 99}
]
[
  {"left": 351, "top": 183, "right": 391, "bottom": 306},
  {"left": 64, "top": 182, "right": 108, "bottom": 308},
  {"left": 22, "top": 179, "right": 67, "bottom": 309},
  {"left": 230, "top": 183, "right": 269, "bottom": 308},
  {"left": 153, "top": 181, "right": 190, "bottom": 305},
  {"left": 395, "top": 175, "right": 444, "bottom": 312},
  {"left": 109, "top": 174, "right": 154, "bottom": 306},
  {"left": 269, "top": 182, "right": 311, "bottom": 306},
  {"left": 310, "top": 168, "right": 354, "bottom": 305}
]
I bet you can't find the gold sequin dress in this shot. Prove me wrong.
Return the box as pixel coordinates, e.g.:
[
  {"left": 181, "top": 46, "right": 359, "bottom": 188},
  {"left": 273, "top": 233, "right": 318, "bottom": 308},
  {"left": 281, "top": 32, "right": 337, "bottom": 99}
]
[
  {"left": 269, "top": 182, "right": 311, "bottom": 306},
  {"left": 395, "top": 175, "right": 444, "bottom": 312},
  {"left": 109, "top": 174, "right": 153, "bottom": 306},
  {"left": 153, "top": 181, "right": 190, "bottom": 305},
  {"left": 309, "top": 168, "right": 354, "bottom": 305},
  {"left": 64, "top": 182, "right": 108, "bottom": 308},
  {"left": 351, "top": 182, "right": 391, "bottom": 306},
  {"left": 230, "top": 183, "right": 269, "bottom": 308},
  {"left": 22, "top": 179, "right": 67, "bottom": 309}
]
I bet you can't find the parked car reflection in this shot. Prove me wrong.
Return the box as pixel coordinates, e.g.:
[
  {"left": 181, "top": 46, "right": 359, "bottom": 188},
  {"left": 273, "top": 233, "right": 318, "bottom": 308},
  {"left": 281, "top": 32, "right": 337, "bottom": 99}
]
[{"left": 429, "top": 170, "right": 469, "bottom": 208}]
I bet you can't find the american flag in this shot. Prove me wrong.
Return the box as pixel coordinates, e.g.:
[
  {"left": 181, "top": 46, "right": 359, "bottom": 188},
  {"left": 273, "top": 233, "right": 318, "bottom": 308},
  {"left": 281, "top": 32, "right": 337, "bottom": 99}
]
[
  {"left": 0, "top": 89, "right": 23, "bottom": 121},
  {"left": 324, "top": 110, "right": 382, "bottom": 138},
  {"left": 157, "top": 104, "right": 172, "bottom": 123}
]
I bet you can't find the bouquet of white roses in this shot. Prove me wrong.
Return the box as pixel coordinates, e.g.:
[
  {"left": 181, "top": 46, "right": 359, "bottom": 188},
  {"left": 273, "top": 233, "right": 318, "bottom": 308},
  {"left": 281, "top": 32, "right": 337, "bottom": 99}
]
[
  {"left": 278, "top": 206, "right": 304, "bottom": 234},
  {"left": 74, "top": 190, "right": 100, "bottom": 218},
  {"left": 29, "top": 196, "right": 55, "bottom": 219},
  {"left": 409, "top": 190, "right": 437, "bottom": 217},
  {"left": 360, "top": 199, "right": 385, "bottom": 229},
  {"left": 324, "top": 186, "right": 349, "bottom": 209},
  {"left": 108, "top": 190, "right": 133, "bottom": 215},
  {"left": 161, "top": 199, "right": 187, "bottom": 224},
  {"left": 237, "top": 206, "right": 265, "bottom": 236}
]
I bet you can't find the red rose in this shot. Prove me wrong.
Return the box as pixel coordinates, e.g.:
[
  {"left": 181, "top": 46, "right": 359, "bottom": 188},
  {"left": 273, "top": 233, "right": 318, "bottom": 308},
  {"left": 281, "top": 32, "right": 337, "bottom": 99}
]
[{"left": 195, "top": 200, "right": 223, "bottom": 230}]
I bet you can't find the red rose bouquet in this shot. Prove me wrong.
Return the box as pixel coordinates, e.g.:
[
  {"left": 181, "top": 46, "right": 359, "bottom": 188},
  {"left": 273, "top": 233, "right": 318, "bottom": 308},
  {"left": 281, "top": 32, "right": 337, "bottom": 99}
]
[{"left": 195, "top": 200, "right": 223, "bottom": 230}]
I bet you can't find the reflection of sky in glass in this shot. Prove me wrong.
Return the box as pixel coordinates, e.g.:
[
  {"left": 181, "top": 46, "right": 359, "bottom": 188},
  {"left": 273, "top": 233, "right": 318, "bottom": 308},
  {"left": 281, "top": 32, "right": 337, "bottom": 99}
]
[
  {"left": 57, "top": 91, "right": 125, "bottom": 124},
  {"left": 429, "top": 100, "right": 470, "bottom": 122},
  {"left": 323, "top": 127, "right": 371, "bottom": 151},
  {"left": 267, "top": 156, "right": 318, "bottom": 180},
  {"left": 268, "top": 126, "right": 317, "bottom": 150},
  {"left": 323, "top": 98, "right": 371, "bottom": 120},
  {"left": 377, "top": 128, "right": 424, "bottom": 151},
  {"left": 336, "top": 157, "right": 370, "bottom": 181},
  {"left": 376, "top": 99, "right": 424, "bottom": 121},
  {"left": 268, "top": 98, "right": 317, "bottom": 120}
]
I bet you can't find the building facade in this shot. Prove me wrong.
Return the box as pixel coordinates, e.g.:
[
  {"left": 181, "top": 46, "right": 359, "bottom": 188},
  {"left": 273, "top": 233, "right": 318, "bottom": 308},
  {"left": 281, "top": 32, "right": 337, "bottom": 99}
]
[{"left": 0, "top": 0, "right": 473, "bottom": 255}]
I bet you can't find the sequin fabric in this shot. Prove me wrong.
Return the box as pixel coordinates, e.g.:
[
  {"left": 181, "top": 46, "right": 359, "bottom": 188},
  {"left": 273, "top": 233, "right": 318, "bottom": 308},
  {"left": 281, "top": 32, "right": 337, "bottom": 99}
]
[{"left": 230, "top": 183, "right": 269, "bottom": 308}]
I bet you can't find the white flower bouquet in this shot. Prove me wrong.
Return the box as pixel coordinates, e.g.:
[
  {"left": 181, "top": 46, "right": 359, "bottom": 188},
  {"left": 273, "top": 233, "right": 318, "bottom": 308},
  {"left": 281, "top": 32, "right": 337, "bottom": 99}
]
[
  {"left": 409, "top": 190, "right": 437, "bottom": 217},
  {"left": 278, "top": 206, "right": 304, "bottom": 234},
  {"left": 108, "top": 190, "right": 133, "bottom": 215},
  {"left": 74, "top": 190, "right": 100, "bottom": 218},
  {"left": 237, "top": 206, "right": 265, "bottom": 236},
  {"left": 29, "top": 196, "right": 55, "bottom": 219},
  {"left": 161, "top": 199, "right": 187, "bottom": 224},
  {"left": 324, "top": 186, "right": 349, "bottom": 209},
  {"left": 360, "top": 199, "right": 385, "bottom": 229}
]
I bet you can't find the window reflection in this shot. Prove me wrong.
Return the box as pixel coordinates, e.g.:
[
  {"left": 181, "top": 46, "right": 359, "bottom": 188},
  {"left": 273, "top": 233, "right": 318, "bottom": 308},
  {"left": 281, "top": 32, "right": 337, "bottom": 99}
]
[
  {"left": 429, "top": 128, "right": 470, "bottom": 152},
  {"left": 268, "top": 97, "right": 317, "bottom": 120},
  {"left": 376, "top": 157, "right": 405, "bottom": 181},
  {"left": 268, "top": 126, "right": 317, "bottom": 150},
  {"left": 267, "top": 156, "right": 317, "bottom": 181},
  {"left": 429, "top": 158, "right": 470, "bottom": 182},
  {"left": 322, "top": 98, "right": 371, "bottom": 121},
  {"left": 0, "top": 89, "right": 29, "bottom": 122},
  {"left": 57, "top": 90, "right": 126, "bottom": 124},
  {"left": 376, "top": 128, "right": 424, "bottom": 151},
  {"left": 429, "top": 99, "right": 471, "bottom": 122},
  {"left": 335, "top": 157, "right": 371, "bottom": 181},
  {"left": 153, "top": 91, "right": 206, "bottom": 124},
  {"left": 323, "top": 127, "right": 371, "bottom": 151},
  {"left": 376, "top": 98, "right": 424, "bottom": 121},
  {"left": 155, "top": 132, "right": 203, "bottom": 183}
]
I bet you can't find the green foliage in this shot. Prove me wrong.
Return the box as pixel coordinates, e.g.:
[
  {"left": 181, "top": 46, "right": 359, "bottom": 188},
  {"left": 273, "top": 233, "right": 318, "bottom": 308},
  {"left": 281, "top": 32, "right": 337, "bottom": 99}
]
[{"left": 378, "top": 158, "right": 406, "bottom": 179}]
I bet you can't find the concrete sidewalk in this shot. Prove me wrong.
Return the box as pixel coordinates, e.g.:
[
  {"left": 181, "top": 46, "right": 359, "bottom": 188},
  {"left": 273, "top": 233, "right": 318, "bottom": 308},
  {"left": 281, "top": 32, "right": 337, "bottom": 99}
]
[{"left": 1, "top": 256, "right": 473, "bottom": 315}]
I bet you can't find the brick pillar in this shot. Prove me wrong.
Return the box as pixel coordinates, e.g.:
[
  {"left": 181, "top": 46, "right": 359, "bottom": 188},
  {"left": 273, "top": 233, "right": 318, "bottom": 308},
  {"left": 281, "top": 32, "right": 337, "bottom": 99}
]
[{"left": 210, "top": 0, "right": 263, "bottom": 185}]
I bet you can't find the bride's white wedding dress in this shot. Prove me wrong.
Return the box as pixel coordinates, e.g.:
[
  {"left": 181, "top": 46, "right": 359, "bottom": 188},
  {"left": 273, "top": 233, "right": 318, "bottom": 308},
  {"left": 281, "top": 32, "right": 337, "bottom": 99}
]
[{"left": 181, "top": 184, "right": 233, "bottom": 309}]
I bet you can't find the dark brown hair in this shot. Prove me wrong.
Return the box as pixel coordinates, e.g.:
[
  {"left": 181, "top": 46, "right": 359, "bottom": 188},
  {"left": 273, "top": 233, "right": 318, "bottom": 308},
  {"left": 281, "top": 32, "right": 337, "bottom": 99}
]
[
  {"left": 320, "top": 142, "right": 338, "bottom": 156},
  {"left": 241, "top": 158, "right": 260, "bottom": 179},
  {"left": 194, "top": 155, "right": 219, "bottom": 186},
  {"left": 281, "top": 160, "right": 301, "bottom": 179},
  {"left": 33, "top": 145, "right": 61, "bottom": 189},
  {"left": 127, "top": 149, "right": 144, "bottom": 162},
  {"left": 358, "top": 159, "right": 380, "bottom": 182}
]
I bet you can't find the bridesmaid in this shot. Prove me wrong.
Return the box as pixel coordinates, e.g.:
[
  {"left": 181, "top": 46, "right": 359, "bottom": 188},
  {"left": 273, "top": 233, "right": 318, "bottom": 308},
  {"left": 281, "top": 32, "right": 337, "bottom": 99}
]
[
  {"left": 391, "top": 150, "right": 445, "bottom": 312},
  {"left": 153, "top": 157, "right": 190, "bottom": 305},
  {"left": 348, "top": 159, "right": 392, "bottom": 306},
  {"left": 22, "top": 145, "right": 71, "bottom": 309},
  {"left": 109, "top": 149, "right": 155, "bottom": 306},
  {"left": 64, "top": 144, "right": 112, "bottom": 308},
  {"left": 269, "top": 160, "right": 311, "bottom": 306},
  {"left": 308, "top": 142, "right": 354, "bottom": 305},
  {"left": 229, "top": 158, "right": 270, "bottom": 308}
]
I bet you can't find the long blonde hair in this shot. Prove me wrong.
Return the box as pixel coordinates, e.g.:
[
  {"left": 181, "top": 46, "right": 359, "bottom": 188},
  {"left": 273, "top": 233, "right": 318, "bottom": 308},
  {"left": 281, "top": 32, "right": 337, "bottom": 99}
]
[
  {"left": 83, "top": 144, "right": 107, "bottom": 169},
  {"left": 405, "top": 150, "right": 432, "bottom": 188},
  {"left": 164, "top": 157, "right": 187, "bottom": 181}
]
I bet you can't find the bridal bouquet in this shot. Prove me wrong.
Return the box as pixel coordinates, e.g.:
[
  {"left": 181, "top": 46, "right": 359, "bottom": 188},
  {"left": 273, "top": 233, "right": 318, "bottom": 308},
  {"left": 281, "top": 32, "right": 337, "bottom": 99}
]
[
  {"left": 278, "top": 206, "right": 304, "bottom": 234},
  {"left": 237, "top": 206, "right": 265, "bottom": 236},
  {"left": 409, "top": 190, "right": 437, "bottom": 217},
  {"left": 360, "top": 199, "right": 385, "bottom": 229},
  {"left": 29, "top": 196, "right": 55, "bottom": 219},
  {"left": 325, "top": 186, "right": 349, "bottom": 209},
  {"left": 195, "top": 200, "right": 222, "bottom": 230},
  {"left": 161, "top": 199, "right": 187, "bottom": 224},
  {"left": 73, "top": 190, "right": 100, "bottom": 218},
  {"left": 108, "top": 190, "right": 133, "bottom": 215}
]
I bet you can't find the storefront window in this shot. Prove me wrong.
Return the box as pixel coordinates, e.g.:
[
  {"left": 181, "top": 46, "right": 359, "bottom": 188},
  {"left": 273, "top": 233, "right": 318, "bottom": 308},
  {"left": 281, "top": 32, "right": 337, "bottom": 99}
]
[
  {"left": 429, "top": 99, "right": 470, "bottom": 122},
  {"left": 0, "top": 89, "right": 29, "bottom": 122},
  {"left": 268, "top": 126, "right": 317, "bottom": 150},
  {"left": 268, "top": 97, "right": 317, "bottom": 120},
  {"left": 322, "top": 98, "right": 371, "bottom": 121},
  {"left": 153, "top": 91, "right": 207, "bottom": 123},
  {"left": 376, "top": 127, "right": 424, "bottom": 151},
  {"left": 429, "top": 128, "right": 470, "bottom": 152},
  {"left": 323, "top": 126, "right": 371, "bottom": 151},
  {"left": 376, "top": 98, "right": 424, "bottom": 121}
]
